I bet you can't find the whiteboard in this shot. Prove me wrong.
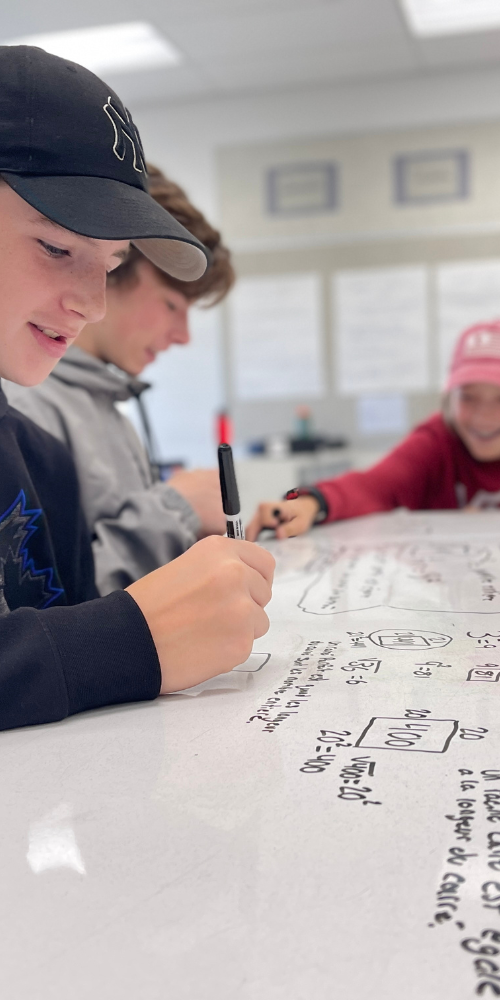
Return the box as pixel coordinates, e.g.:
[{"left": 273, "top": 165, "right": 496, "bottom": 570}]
[
  {"left": 4, "top": 511, "right": 500, "bottom": 999},
  {"left": 334, "top": 266, "right": 429, "bottom": 395},
  {"left": 229, "top": 272, "right": 325, "bottom": 400},
  {"left": 437, "top": 259, "right": 500, "bottom": 387}
]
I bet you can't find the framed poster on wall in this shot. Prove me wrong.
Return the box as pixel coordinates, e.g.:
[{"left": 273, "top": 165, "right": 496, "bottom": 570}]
[
  {"left": 394, "top": 149, "right": 469, "bottom": 205},
  {"left": 266, "top": 161, "right": 338, "bottom": 216}
]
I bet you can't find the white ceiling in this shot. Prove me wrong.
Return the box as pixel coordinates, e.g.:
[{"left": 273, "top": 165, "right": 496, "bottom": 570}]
[{"left": 2, "top": 0, "right": 500, "bottom": 107}]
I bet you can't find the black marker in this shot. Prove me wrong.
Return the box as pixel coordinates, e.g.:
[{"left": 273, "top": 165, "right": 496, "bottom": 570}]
[
  {"left": 272, "top": 489, "right": 300, "bottom": 523},
  {"left": 218, "top": 443, "right": 245, "bottom": 539}
]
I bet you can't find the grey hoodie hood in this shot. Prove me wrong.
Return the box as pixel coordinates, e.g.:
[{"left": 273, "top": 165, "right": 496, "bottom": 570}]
[{"left": 50, "top": 346, "right": 150, "bottom": 404}]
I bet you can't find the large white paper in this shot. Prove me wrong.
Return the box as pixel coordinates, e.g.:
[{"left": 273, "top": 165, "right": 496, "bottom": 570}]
[
  {"left": 437, "top": 259, "right": 500, "bottom": 386},
  {"left": 230, "top": 272, "right": 325, "bottom": 400},
  {"left": 335, "top": 265, "right": 429, "bottom": 394},
  {"left": 6, "top": 512, "right": 500, "bottom": 999}
]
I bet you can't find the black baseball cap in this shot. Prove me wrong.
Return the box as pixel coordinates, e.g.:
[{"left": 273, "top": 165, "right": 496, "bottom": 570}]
[{"left": 0, "top": 45, "right": 209, "bottom": 281}]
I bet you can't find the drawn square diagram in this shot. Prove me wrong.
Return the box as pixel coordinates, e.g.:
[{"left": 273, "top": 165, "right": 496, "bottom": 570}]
[
  {"left": 355, "top": 717, "right": 458, "bottom": 753},
  {"left": 394, "top": 150, "right": 469, "bottom": 205},
  {"left": 266, "top": 162, "right": 338, "bottom": 216},
  {"left": 233, "top": 652, "right": 271, "bottom": 674},
  {"left": 467, "top": 667, "right": 500, "bottom": 683}
]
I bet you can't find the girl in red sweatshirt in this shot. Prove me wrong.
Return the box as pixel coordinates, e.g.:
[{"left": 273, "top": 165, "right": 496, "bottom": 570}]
[{"left": 246, "top": 321, "right": 500, "bottom": 540}]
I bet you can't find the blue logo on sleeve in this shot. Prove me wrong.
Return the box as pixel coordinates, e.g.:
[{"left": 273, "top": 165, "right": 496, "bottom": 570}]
[{"left": 0, "top": 491, "right": 64, "bottom": 615}]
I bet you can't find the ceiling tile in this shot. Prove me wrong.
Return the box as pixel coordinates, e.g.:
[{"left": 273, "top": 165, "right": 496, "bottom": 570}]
[
  {"left": 201, "top": 40, "right": 420, "bottom": 94},
  {"left": 416, "top": 29, "right": 500, "bottom": 70},
  {"left": 2, "top": 0, "right": 500, "bottom": 107},
  {"left": 105, "top": 63, "right": 212, "bottom": 106},
  {"left": 164, "top": 0, "right": 409, "bottom": 61}
]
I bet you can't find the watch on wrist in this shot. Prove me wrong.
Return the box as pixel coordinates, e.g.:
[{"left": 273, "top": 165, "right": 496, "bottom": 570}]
[{"left": 284, "top": 486, "right": 328, "bottom": 523}]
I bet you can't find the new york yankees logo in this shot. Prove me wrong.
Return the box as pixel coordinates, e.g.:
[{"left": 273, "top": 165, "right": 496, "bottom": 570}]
[{"left": 103, "top": 97, "right": 146, "bottom": 174}]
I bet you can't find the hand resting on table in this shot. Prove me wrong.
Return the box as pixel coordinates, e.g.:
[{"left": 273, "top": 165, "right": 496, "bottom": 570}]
[{"left": 246, "top": 495, "right": 320, "bottom": 542}]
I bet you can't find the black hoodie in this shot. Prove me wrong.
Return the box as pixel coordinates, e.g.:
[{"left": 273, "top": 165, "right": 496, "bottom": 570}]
[{"left": 0, "top": 384, "right": 161, "bottom": 730}]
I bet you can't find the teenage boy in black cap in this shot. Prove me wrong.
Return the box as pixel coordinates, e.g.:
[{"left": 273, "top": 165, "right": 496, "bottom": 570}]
[
  {"left": 0, "top": 45, "right": 274, "bottom": 731},
  {"left": 6, "top": 165, "right": 235, "bottom": 595}
]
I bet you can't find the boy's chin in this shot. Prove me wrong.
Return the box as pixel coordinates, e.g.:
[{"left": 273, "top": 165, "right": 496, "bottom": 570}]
[{"left": 0, "top": 357, "right": 58, "bottom": 387}]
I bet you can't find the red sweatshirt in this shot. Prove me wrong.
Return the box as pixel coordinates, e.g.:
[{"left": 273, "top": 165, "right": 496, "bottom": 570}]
[{"left": 316, "top": 413, "right": 500, "bottom": 522}]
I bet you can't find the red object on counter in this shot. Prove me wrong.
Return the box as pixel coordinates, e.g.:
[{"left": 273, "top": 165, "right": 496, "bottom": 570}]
[{"left": 217, "top": 411, "right": 233, "bottom": 446}]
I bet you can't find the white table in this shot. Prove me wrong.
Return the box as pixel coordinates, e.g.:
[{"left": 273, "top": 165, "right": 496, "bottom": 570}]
[{"left": 3, "top": 511, "right": 500, "bottom": 999}]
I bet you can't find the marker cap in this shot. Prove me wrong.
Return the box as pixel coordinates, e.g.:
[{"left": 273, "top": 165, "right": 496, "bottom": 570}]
[{"left": 218, "top": 443, "right": 241, "bottom": 516}]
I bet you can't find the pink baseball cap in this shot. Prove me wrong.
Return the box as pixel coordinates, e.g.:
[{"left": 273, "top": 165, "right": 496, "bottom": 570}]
[{"left": 446, "top": 321, "right": 500, "bottom": 391}]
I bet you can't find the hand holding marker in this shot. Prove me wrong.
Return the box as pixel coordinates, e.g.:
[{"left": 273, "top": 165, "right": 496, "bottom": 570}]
[
  {"left": 272, "top": 488, "right": 299, "bottom": 524},
  {"left": 245, "top": 488, "right": 322, "bottom": 542},
  {"left": 218, "top": 443, "right": 245, "bottom": 539}
]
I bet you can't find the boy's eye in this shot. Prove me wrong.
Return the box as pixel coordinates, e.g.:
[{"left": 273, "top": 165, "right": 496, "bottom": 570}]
[
  {"left": 166, "top": 300, "right": 177, "bottom": 312},
  {"left": 38, "top": 239, "right": 71, "bottom": 258}
]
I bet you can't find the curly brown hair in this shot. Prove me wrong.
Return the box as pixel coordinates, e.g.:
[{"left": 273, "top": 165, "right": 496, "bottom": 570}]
[{"left": 107, "top": 163, "right": 235, "bottom": 305}]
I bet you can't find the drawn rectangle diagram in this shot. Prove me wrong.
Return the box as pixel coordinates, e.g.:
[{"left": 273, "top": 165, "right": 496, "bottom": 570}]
[
  {"left": 355, "top": 717, "right": 458, "bottom": 753},
  {"left": 233, "top": 652, "right": 271, "bottom": 674}
]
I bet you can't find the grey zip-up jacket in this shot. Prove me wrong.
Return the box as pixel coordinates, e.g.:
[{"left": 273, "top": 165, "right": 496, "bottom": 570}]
[{"left": 5, "top": 347, "right": 200, "bottom": 595}]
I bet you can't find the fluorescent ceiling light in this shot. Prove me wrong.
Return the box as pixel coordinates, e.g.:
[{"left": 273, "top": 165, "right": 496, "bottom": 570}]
[
  {"left": 5, "top": 21, "right": 182, "bottom": 75},
  {"left": 401, "top": 0, "right": 500, "bottom": 36}
]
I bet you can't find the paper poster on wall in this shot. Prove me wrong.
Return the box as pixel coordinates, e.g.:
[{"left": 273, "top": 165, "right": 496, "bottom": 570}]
[
  {"left": 230, "top": 273, "right": 325, "bottom": 400},
  {"left": 335, "top": 266, "right": 429, "bottom": 395},
  {"left": 436, "top": 259, "right": 500, "bottom": 386},
  {"left": 356, "top": 394, "right": 409, "bottom": 436}
]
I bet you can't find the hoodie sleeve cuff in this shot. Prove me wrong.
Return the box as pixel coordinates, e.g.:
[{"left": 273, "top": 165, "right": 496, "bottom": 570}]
[{"left": 41, "top": 590, "right": 161, "bottom": 716}]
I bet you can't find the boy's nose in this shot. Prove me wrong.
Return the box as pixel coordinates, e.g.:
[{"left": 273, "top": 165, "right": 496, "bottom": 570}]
[
  {"left": 176, "top": 323, "right": 190, "bottom": 345},
  {"left": 169, "top": 319, "right": 190, "bottom": 346},
  {"left": 61, "top": 271, "right": 107, "bottom": 325}
]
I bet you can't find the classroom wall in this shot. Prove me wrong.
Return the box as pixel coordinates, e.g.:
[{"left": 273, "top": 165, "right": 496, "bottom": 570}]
[
  {"left": 131, "top": 67, "right": 500, "bottom": 466},
  {"left": 225, "top": 232, "right": 500, "bottom": 452},
  {"left": 132, "top": 65, "right": 500, "bottom": 223},
  {"left": 218, "top": 121, "right": 500, "bottom": 450}
]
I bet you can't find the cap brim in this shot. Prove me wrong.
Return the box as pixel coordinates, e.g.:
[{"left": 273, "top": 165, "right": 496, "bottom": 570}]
[
  {"left": 1, "top": 172, "right": 209, "bottom": 281},
  {"left": 446, "top": 361, "right": 500, "bottom": 391}
]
